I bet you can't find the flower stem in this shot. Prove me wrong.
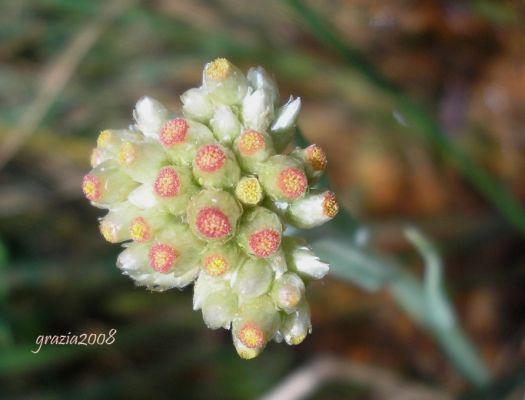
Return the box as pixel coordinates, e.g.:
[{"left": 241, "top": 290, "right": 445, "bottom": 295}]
[
  {"left": 389, "top": 273, "right": 490, "bottom": 386},
  {"left": 310, "top": 222, "right": 490, "bottom": 386}
]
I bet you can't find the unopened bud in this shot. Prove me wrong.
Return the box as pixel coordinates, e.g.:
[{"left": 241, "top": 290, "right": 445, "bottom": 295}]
[
  {"left": 247, "top": 66, "right": 279, "bottom": 107},
  {"left": 82, "top": 161, "right": 137, "bottom": 208},
  {"left": 133, "top": 97, "right": 171, "bottom": 139},
  {"left": 233, "top": 258, "right": 273, "bottom": 302},
  {"left": 193, "top": 271, "right": 230, "bottom": 310},
  {"left": 271, "top": 272, "right": 305, "bottom": 313},
  {"left": 203, "top": 58, "right": 248, "bottom": 105},
  {"left": 270, "top": 96, "right": 301, "bottom": 152},
  {"left": 127, "top": 183, "right": 158, "bottom": 209},
  {"left": 232, "top": 296, "right": 280, "bottom": 359},
  {"left": 287, "top": 191, "right": 339, "bottom": 229},
  {"left": 181, "top": 87, "right": 213, "bottom": 122},
  {"left": 282, "top": 237, "right": 329, "bottom": 280},
  {"left": 118, "top": 140, "right": 167, "bottom": 183},
  {"left": 202, "top": 290, "right": 238, "bottom": 329},
  {"left": 242, "top": 88, "right": 274, "bottom": 132},
  {"left": 99, "top": 202, "right": 139, "bottom": 243},
  {"left": 281, "top": 301, "right": 311, "bottom": 345},
  {"left": 210, "top": 105, "right": 242, "bottom": 144},
  {"left": 290, "top": 144, "right": 327, "bottom": 182}
]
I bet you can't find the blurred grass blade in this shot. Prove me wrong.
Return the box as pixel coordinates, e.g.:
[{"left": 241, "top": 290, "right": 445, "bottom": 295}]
[
  {"left": 285, "top": 0, "right": 525, "bottom": 235},
  {"left": 312, "top": 234, "right": 396, "bottom": 291},
  {"left": 405, "top": 227, "right": 455, "bottom": 328},
  {"left": 403, "top": 228, "right": 489, "bottom": 385},
  {"left": 311, "top": 214, "right": 490, "bottom": 385}
]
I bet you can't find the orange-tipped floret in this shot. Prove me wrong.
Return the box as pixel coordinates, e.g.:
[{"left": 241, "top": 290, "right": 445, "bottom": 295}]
[
  {"left": 82, "top": 174, "right": 101, "bottom": 202},
  {"left": 203, "top": 253, "right": 229, "bottom": 276},
  {"left": 238, "top": 322, "right": 265, "bottom": 349},
  {"left": 238, "top": 129, "right": 266, "bottom": 156},
  {"left": 322, "top": 191, "right": 339, "bottom": 218},
  {"left": 130, "top": 217, "right": 152, "bottom": 242}
]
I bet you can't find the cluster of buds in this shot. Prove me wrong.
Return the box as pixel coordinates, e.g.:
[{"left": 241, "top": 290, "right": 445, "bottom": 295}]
[{"left": 83, "top": 58, "right": 339, "bottom": 359}]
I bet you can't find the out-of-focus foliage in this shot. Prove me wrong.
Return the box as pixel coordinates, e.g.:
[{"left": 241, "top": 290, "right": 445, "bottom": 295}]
[{"left": 1, "top": 0, "right": 525, "bottom": 399}]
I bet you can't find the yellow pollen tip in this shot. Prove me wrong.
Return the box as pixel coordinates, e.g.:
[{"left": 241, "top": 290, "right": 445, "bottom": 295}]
[
  {"left": 237, "top": 349, "right": 257, "bottom": 360},
  {"left": 281, "top": 287, "right": 301, "bottom": 308},
  {"left": 277, "top": 167, "right": 307, "bottom": 199},
  {"left": 307, "top": 145, "right": 327, "bottom": 171},
  {"left": 130, "top": 217, "right": 151, "bottom": 242},
  {"left": 239, "top": 323, "right": 265, "bottom": 349},
  {"left": 97, "top": 130, "right": 112, "bottom": 147},
  {"left": 235, "top": 177, "right": 263, "bottom": 205},
  {"left": 322, "top": 192, "right": 339, "bottom": 218},
  {"left": 84, "top": 182, "right": 96, "bottom": 196},
  {"left": 82, "top": 174, "right": 101, "bottom": 201},
  {"left": 288, "top": 334, "right": 306, "bottom": 345},
  {"left": 206, "top": 58, "right": 232, "bottom": 81},
  {"left": 204, "top": 254, "right": 228, "bottom": 276},
  {"left": 238, "top": 130, "right": 265, "bottom": 156},
  {"left": 118, "top": 142, "right": 137, "bottom": 166},
  {"left": 90, "top": 148, "right": 101, "bottom": 167},
  {"left": 100, "top": 222, "right": 116, "bottom": 243}
]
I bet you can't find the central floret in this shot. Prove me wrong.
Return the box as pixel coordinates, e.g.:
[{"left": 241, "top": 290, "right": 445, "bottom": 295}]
[
  {"left": 195, "top": 144, "right": 226, "bottom": 172},
  {"left": 196, "top": 207, "right": 232, "bottom": 239},
  {"left": 160, "top": 118, "right": 189, "bottom": 146},
  {"left": 154, "top": 166, "right": 181, "bottom": 198}
]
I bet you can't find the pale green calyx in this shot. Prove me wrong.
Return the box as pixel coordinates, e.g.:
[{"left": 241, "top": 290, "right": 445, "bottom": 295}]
[{"left": 82, "top": 58, "right": 340, "bottom": 359}]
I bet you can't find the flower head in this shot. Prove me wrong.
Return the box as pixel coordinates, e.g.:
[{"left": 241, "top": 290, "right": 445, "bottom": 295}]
[{"left": 83, "top": 58, "right": 339, "bottom": 358}]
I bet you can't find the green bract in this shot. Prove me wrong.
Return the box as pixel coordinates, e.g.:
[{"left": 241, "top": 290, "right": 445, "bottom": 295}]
[{"left": 82, "top": 58, "right": 339, "bottom": 359}]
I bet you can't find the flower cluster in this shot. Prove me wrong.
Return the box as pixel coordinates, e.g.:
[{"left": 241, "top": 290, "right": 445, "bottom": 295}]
[{"left": 82, "top": 58, "right": 339, "bottom": 359}]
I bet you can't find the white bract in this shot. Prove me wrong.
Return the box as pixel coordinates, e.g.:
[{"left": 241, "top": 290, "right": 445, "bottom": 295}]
[{"left": 133, "top": 96, "right": 170, "bottom": 139}]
